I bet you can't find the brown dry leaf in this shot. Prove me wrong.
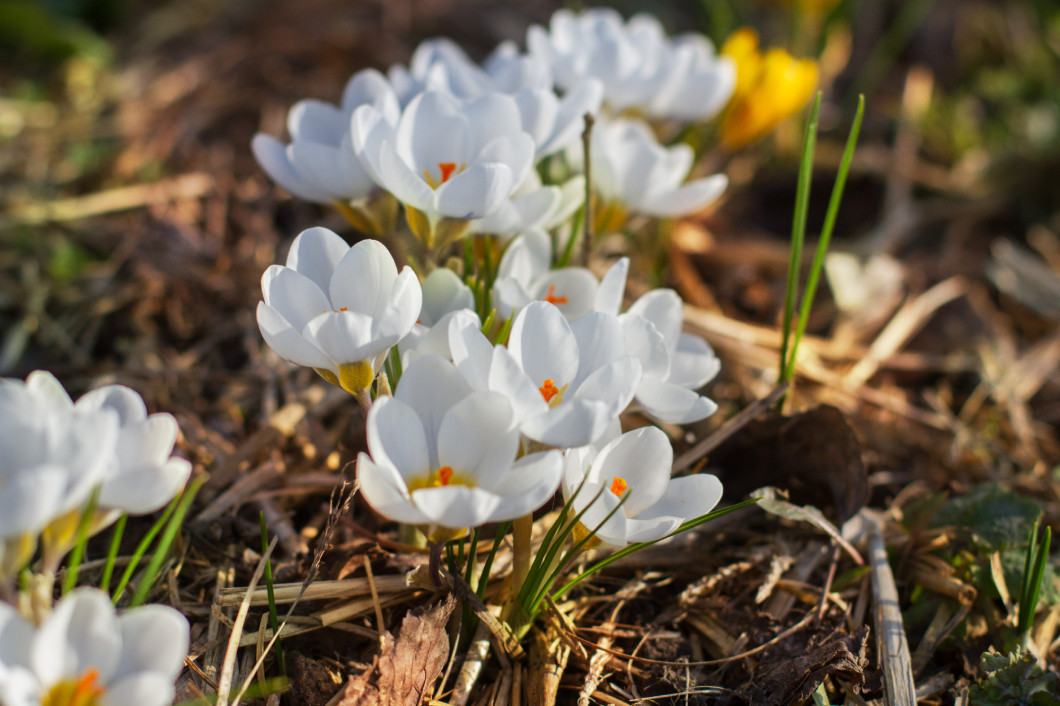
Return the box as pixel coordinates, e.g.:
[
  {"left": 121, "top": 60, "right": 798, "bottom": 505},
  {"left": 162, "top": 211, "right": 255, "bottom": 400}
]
[
  {"left": 742, "top": 627, "right": 870, "bottom": 705},
  {"left": 339, "top": 594, "right": 457, "bottom": 706}
]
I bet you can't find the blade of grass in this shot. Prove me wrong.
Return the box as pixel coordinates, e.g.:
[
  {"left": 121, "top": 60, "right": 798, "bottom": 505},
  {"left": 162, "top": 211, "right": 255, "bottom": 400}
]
[
  {"left": 128, "top": 475, "right": 205, "bottom": 607},
  {"left": 99, "top": 513, "right": 127, "bottom": 592},
  {"left": 259, "top": 512, "right": 286, "bottom": 676},
  {"left": 783, "top": 94, "right": 865, "bottom": 383},
  {"left": 62, "top": 487, "right": 101, "bottom": 594},
  {"left": 477, "top": 522, "right": 510, "bottom": 599},
  {"left": 1019, "top": 524, "right": 1052, "bottom": 634},
  {"left": 112, "top": 493, "right": 182, "bottom": 604},
  {"left": 551, "top": 498, "right": 759, "bottom": 601},
  {"left": 778, "top": 92, "right": 822, "bottom": 387}
]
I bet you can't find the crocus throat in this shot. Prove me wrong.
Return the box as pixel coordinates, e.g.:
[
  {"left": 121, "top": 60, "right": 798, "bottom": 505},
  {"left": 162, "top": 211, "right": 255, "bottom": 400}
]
[
  {"left": 610, "top": 476, "right": 628, "bottom": 497},
  {"left": 42, "top": 668, "right": 105, "bottom": 706},
  {"left": 424, "top": 162, "right": 465, "bottom": 189},
  {"left": 408, "top": 465, "right": 475, "bottom": 491},
  {"left": 543, "top": 283, "right": 568, "bottom": 305}
]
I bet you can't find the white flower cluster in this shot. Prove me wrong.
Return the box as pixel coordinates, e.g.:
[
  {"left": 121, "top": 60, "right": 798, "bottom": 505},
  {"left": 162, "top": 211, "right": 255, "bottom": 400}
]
[
  {"left": 252, "top": 8, "right": 733, "bottom": 246},
  {"left": 253, "top": 8, "right": 731, "bottom": 548},
  {"left": 0, "top": 373, "right": 193, "bottom": 704},
  {"left": 0, "top": 372, "right": 192, "bottom": 577}
]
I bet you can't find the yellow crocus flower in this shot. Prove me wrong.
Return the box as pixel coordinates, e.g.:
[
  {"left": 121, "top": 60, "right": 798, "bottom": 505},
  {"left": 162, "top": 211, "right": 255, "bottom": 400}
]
[{"left": 719, "top": 28, "right": 819, "bottom": 150}]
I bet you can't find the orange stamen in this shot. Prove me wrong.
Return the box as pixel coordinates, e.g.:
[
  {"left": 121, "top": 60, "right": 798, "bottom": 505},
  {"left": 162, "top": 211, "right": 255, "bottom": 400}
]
[
  {"left": 543, "top": 283, "right": 568, "bottom": 305},
  {"left": 438, "top": 162, "right": 458, "bottom": 183},
  {"left": 609, "top": 477, "right": 628, "bottom": 497},
  {"left": 72, "top": 669, "right": 105, "bottom": 706},
  {"left": 437, "top": 466, "right": 454, "bottom": 485},
  {"left": 539, "top": 378, "right": 559, "bottom": 403}
]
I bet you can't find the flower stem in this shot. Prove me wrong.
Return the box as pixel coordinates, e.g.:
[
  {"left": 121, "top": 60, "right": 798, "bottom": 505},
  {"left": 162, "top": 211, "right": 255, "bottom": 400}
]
[{"left": 509, "top": 514, "right": 533, "bottom": 606}]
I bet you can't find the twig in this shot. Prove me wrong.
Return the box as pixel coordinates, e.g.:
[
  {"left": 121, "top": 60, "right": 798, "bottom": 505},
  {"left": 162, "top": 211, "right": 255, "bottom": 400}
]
[{"left": 865, "top": 510, "right": 916, "bottom": 706}]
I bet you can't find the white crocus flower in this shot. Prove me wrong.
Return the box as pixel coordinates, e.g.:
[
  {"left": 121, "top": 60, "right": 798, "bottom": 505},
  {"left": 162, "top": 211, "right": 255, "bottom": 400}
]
[
  {"left": 491, "top": 229, "right": 598, "bottom": 320},
  {"left": 252, "top": 69, "right": 400, "bottom": 235},
  {"left": 399, "top": 309, "right": 481, "bottom": 370},
  {"left": 587, "top": 117, "right": 727, "bottom": 229},
  {"left": 356, "top": 355, "right": 562, "bottom": 541},
  {"left": 471, "top": 173, "right": 584, "bottom": 240},
  {"left": 0, "top": 372, "right": 117, "bottom": 577},
  {"left": 596, "top": 260, "right": 721, "bottom": 424},
  {"left": 74, "top": 385, "right": 192, "bottom": 518},
  {"left": 451, "top": 301, "right": 640, "bottom": 448},
  {"left": 256, "top": 228, "right": 421, "bottom": 398},
  {"left": 418, "top": 268, "right": 474, "bottom": 328},
  {"left": 562, "top": 426, "right": 723, "bottom": 548},
  {"left": 527, "top": 8, "right": 734, "bottom": 122},
  {"left": 0, "top": 588, "right": 188, "bottom": 706},
  {"left": 351, "top": 90, "right": 535, "bottom": 248}
]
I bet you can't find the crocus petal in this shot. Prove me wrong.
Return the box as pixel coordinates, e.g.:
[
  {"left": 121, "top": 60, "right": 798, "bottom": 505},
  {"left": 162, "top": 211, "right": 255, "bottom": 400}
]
[
  {"left": 366, "top": 397, "right": 430, "bottom": 479},
  {"left": 99, "top": 457, "right": 191, "bottom": 514},
  {"left": 489, "top": 451, "right": 563, "bottom": 520},
  {"left": 285, "top": 227, "right": 350, "bottom": 293},
  {"left": 644, "top": 174, "right": 727, "bottom": 217},
  {"left": 0, "top": 465, "right": 67, "bottom": 537},
  {"left": 411, "top": 486, "right": 502, "bottom": 529},
  {"left": 595, "top": 257, "right": 628, "bottom": 316},
  {"left": 571, "top": 356, "right": 641, "bottom": 417},
  {"left": 287, "top": 99, "right": 344, "bottom": 143},
  {"left": 376, "top": 141, "right": 434, "bottom": 210},
  {"left": 256, "top": 302, "right": 334, "bottom": 372},
  {"left": 261, "top": 265, "right": 332, "bottom": 329},
  {"left": 251, "top": 134, "right": 325, "bottom": 202},
  {"left": 31, "top": 589, "right": 121, "bottom": 687},
  {"left": 112, "top": 606, "right": 189, "bottom": 682},
  {"left": 532, "top": 267, "right": 598, "bottom": 320},
  {"left": 304, "top": 309, "right": 388, "bottom": 365},
  {"left": 475, "top": 133, "right": 535, "bottom": 189},
  {"left": 627, "top": 289, "right": 683, "bottom": 347},
  {"left": 668, "top": 332, "right": 721, "bottom": 389},
  {"left": 521, "top": 398, "right": 613, "bottom": 448},
  {"left": 635, "top": 380, "right": 717, "bottom": 424},
  {"left": 287, "top": 140, "right": 348, "bottom": 202},
  {"left": 420, "top": 268, "right": 474, "bottom": 327},
  {"left": 508, "top": 302, "right": 579, "bottom": 387},
  {"left": 436, "top": 392, "right": 518, "bottom": 491},
  {"left": 636, "top": 473, "right": 723, "bottom": 523},
  {"left": 569, "top": 311, "right": 628, "bottom": 388},
  {"left": 74, "top": 385, "right": 147, "bottom": 425},
  {"left": 104, "top": 674, "right": 175, "bottom": 706},
  {"left": 435, "top": 163, "right": 513, "bottom": 220},
  {"left": 328, "top": 240, "right": 400, "bottom": 317},
  {"left": 375, "top": 267, "right": 423, "bottom": 342},
  {"left": 487, "top": 347, "right": 550, "bottom": 424},
  {"left": 394, "top": 354, "right": 471, "bottom": 455},
  {"left": 620, "top": 314, "right": 671, "bottom": 381},
  {"left": 395, "top": 91, "right": 472, "bottom": 175},
  {"left": 588, "top": 426, "right": 671, "bottom": 516},
  {"left": 356, "top": 454, "right": 429, "bottom": 525},
  {"left": 24, "top": 371, "right": 73, "bottom": 409},
  {"left": 623, "top": 515, "right": 681, "bottom": 544}
]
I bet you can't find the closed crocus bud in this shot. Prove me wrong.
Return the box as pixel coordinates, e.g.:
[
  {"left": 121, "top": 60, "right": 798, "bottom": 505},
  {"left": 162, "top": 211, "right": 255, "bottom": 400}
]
[{"left": 719, "top": 28, "right": 819, "bottom": 151}]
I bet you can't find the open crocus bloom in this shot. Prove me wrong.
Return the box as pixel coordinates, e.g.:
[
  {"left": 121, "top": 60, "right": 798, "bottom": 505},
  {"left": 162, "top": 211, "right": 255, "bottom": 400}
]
[
  {"left": 471, "top": 173, "right": 584, "bottom": 240},
  {"left": 562, "top": 426, "right": 723, "bottom": 548},
  {"left": 451, "top": 301, "right": 641, "bottom": 448},
  {"left": 596, "top": 262, "right": 721, "bottom": 424},
  {"left": 351, "top": 90, "right": 535, "bottom": 247},
  {"left": 356, "top": 355, "right": 562, "bottom": 540},
  {"left": 491, "top": 229, "right": 598, "bottom": 320},
  {"left": 719, "top": 27, "right": 818, "bottom": 150},
  {"left": 0, "top": 372, "right": 118, "bottom": 578},
  {"left": 418, "top": 268, "right": 474, "bottom": 328},
  {"left": 256, "top": 228, "right": 421, "bottom": 396},
  {"left": 0, "top": 588, "right": 188, "bottom": 706},
  {"left": 527, "top": 8, "right": 734, "bottom": 122},
  {"left": 587, "top": 117, "right": 727, "bottom": 229},
  {"left": 252, "top": 69, "right": 399, "bottom": 235}
]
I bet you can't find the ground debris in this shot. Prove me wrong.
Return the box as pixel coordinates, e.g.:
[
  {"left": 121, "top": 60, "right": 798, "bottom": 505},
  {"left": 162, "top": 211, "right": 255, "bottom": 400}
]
[
  {"left": 739, "top": 626, "right": 869, "bottom": 705},
  {"left": 338, "top": 594, "right": 457, "bottom": 706}
]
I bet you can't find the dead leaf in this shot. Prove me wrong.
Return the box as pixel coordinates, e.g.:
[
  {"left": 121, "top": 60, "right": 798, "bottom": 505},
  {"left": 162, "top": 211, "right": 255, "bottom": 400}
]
[
  {"left": 339, "top": 594, "right": 457, "bottom": 706},
  {"left": 710, "top": 405, "right": 869, "bottom": 524}
]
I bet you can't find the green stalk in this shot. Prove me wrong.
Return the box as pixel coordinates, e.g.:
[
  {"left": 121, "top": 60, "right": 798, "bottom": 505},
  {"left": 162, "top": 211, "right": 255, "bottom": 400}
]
[
  {"left": 99, "top": 514, "right": 127, "bottom": 592},
  {"left": 1019, "top": 522, "right": 1052, "bottom": 635},
  {"left": 260, "top": 512, "right": 286, "bottom": 676},
  {"left": 128, "top": 475, "right": 204, "bottom": 607},
  {"left": 782, "top": 94, "right": 865, "bottom": 383},
  {"left": 477, "top": 522, "right": 510, "bottom": 599},
  {"left": 62, "top": 487, "right": 101, "bottom": 595},
  {"left": 778, "top": 92, "right": 822, "bottom": 387}
]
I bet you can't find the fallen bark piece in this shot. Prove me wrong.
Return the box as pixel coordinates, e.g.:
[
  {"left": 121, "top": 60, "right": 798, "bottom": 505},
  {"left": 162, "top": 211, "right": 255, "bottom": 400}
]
[
  {"left": 742, "top": 627, "right": 869, "bottom": 705},
  {"left": 340, "top": 594, "right": 457, "bottom": 706}
]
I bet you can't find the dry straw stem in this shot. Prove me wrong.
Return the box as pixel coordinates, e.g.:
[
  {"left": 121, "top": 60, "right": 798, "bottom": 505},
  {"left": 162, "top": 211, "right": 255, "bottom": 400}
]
[
  {"left": 215, "top": 535, "right": 278, "bottom": 706},
  {"left": 864, "top": 511, "right": 916, "bottom": 706}
]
